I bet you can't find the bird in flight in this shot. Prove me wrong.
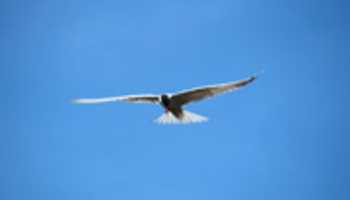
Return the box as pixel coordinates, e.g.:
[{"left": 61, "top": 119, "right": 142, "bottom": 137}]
[{"left": 72, "top": 74, "right": 257, "bottom": 124}]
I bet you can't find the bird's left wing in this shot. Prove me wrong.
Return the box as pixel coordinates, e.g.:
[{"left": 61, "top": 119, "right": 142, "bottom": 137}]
[
  {"left": 72, "top": 94, "right": 160, "bottom": 104},
  {"left": 171, "top": 75, "right": 257, "bottom": 106}
]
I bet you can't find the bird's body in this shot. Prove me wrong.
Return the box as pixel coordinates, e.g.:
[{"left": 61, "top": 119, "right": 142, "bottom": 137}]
[
  {"left": 160, "top": 94, "right": 184, "bottom": 119},
  {"left": 73, "top": 74, "right": 258, "bottom": 124}
]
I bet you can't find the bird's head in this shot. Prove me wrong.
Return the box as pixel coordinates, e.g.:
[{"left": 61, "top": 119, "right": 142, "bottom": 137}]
[{"left": 160, "top": 94, "right": 170, "bottom": 106}]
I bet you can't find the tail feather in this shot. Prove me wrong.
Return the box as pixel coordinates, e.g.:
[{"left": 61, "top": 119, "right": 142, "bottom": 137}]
[{"left": 155, "top": 110, "right": 208, "bottom": 124}]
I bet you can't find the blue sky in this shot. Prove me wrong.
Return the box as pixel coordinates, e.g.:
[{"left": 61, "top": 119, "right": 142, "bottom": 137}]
[{"left": 1, "top": 0, "right": 349, "bottom": 199}]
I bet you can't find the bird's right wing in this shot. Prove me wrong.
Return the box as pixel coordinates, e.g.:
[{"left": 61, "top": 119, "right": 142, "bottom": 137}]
[
  {"left": 171, "top": 75, "right": 257, "bottom": 106},
  {"left": 72, "top": 94, "right": 160, "bottom": 104}
]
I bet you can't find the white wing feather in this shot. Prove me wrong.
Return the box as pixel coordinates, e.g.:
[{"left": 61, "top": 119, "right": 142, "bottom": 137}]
[{"left": 72, "top": 94, "right": 160, "bottom": 104}]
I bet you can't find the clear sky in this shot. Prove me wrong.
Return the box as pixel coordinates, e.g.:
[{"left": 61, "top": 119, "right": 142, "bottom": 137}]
[{"left": 1, "top": 0, "right": 349, "bottom": 200}]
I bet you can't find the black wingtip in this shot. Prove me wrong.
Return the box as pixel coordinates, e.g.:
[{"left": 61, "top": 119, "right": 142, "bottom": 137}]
[
  {"left": 246, "top": 76, "right": 256, "bottom": 86},
  {"left": 250, "top": 69, "right": 264, "bottom": 81}
]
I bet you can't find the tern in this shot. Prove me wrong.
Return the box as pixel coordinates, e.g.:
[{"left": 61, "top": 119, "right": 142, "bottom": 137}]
[{"left": 73, "top": 74, "right": 257, "bottom": 124}]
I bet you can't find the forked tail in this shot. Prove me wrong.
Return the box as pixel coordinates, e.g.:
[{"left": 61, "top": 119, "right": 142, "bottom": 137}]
[{"left": 155, "top": 110, "right": 208, "bottom": 124}]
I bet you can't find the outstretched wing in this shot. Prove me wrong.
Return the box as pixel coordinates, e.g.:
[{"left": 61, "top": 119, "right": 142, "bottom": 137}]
[
  {"left": 171, "top": 75, "right": 257, "bottom": 106},
  {"left": 72, "top": 94, "right": 160, "bottom": 104}
]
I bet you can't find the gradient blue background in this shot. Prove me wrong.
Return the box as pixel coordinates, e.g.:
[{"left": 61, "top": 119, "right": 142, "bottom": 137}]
[{"left": 1, "top": 0, "right": 349, "bottom": 199}]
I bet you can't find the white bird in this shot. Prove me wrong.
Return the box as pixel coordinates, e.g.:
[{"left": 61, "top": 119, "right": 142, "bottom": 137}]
[{"left": 72, "top": 74, "right": 257, "bottom": 124}]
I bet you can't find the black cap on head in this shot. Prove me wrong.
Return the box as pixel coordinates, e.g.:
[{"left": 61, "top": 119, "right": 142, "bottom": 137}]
[{"left": 160, "top": 94, "right": 170, "bottom": 107}]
